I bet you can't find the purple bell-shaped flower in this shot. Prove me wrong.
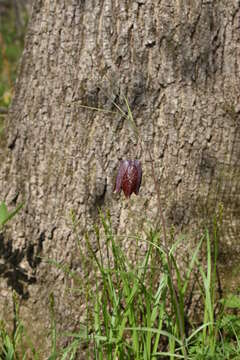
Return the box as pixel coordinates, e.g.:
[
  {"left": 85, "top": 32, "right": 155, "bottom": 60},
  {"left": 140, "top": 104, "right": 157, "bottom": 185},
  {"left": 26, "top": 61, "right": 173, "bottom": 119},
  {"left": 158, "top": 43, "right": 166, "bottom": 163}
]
[{"left": 115, "top": 160, "right": 142, "bottom": 198}]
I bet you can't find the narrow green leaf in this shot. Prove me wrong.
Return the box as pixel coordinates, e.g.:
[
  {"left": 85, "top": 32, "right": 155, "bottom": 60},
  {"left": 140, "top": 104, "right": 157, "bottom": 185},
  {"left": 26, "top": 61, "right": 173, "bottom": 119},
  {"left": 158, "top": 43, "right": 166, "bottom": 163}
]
[
  {"left": 186, "top": 322, "right": 214, "bottom": 344},
  {"left": 125, "top": 327, "right": 182, "bottom": 346},
  {"left": 152, "top": 351, "right": 185, "bottom": 358},
  {"left": 0, "top": 202, "right": 8, "bottom": 226},
  {"left": 0, "top": 202, "right": 23, "bottom": 227}
]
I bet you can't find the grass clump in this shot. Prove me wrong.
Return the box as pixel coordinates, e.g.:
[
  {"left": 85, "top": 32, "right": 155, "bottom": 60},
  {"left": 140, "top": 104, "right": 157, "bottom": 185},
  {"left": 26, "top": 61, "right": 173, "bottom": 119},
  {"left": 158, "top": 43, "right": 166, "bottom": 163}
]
[
  {"left": 1, "top": 208, "right": 240, "bottom": 359},
  {"left": 50, "top": 208, "right": 239, "bottom": 360}
]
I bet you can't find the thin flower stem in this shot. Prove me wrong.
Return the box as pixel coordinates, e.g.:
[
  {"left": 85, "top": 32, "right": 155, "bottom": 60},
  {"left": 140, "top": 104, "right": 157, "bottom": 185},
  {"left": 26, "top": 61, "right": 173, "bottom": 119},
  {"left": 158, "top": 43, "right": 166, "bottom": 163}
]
[{"left": 146, "top": 144, "right": 167, "bottom": 249}]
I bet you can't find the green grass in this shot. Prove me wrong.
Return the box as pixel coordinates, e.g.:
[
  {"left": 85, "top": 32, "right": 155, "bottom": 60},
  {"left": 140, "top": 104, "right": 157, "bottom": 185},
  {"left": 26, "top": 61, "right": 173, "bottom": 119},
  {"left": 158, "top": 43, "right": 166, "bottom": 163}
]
[
  {"left": 0, "top": 292, "right": 39, "bottom": 360},
  {"left": 1, "top": 204, "right": 240, "bottom": 359},
  {"left": 42, "top": 209, "right": 239, "bottom": 360}
]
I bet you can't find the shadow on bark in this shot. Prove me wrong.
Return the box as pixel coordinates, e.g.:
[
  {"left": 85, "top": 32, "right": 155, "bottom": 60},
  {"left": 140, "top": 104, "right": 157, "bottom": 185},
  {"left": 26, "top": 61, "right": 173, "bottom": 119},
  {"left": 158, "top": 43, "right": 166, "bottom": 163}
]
[{"left": 0, "top": 233, "right": 37, "bottom": 299}]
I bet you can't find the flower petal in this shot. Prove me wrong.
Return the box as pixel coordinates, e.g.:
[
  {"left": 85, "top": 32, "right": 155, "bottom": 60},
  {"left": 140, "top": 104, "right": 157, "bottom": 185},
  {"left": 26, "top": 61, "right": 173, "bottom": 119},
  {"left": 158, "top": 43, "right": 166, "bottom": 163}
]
[
  {"left": 122, "top": 161, "right": 139, "bottom": 198},
  {"left": 115, "top": 160, "right": 129, "bottom": 193},
  {"left": 133, "top": 160, "right": 142, "bottom": 195}
]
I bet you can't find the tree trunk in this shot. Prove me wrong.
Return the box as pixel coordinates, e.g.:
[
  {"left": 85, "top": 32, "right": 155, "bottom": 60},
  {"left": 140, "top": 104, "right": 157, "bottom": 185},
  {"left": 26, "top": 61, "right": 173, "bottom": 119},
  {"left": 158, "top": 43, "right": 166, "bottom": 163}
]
[{"left": 0, "top": 0, "right": 240, "bottom": 354}]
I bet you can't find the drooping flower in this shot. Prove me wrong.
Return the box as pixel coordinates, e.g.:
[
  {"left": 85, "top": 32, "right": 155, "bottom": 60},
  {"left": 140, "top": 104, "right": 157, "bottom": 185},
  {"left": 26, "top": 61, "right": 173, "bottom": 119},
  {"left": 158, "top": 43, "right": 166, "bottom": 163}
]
[{"left": 115, "top": 160, "right": 142, "bottom": 198}]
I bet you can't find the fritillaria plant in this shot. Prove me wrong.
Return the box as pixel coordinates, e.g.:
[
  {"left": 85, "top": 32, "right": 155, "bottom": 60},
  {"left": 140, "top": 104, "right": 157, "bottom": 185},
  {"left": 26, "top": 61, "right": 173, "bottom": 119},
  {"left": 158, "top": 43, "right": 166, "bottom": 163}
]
[
  {"left": 113, "top": 98, "right": 187, "bottom": 359},
  {"left": 79, "top": 95, "right": 187, "bottom": 359}
]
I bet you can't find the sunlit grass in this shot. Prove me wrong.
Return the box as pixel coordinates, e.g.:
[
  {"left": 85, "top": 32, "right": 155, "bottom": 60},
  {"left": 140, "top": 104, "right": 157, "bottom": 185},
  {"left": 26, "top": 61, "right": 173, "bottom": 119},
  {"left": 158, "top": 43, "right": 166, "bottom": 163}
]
[
  {"left": 42, "top": 209, "right": 239, "bottom": 360},
  {"left": 1, "top": 204, "right": 240, "bottom": 359}
]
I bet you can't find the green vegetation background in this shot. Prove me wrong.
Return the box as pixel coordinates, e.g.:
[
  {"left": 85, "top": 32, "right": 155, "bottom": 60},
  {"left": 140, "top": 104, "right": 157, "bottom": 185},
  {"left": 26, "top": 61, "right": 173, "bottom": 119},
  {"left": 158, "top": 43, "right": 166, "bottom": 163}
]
[{"left": 0, "top": 2, "right": 27, "bottom": 110}]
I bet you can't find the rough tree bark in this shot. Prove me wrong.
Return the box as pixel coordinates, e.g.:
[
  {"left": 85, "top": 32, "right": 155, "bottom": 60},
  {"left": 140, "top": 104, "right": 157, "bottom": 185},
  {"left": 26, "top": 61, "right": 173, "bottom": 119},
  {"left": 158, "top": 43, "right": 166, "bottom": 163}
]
[{"left": 0, "top": 0, "right": 240, "bottom": 354}]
